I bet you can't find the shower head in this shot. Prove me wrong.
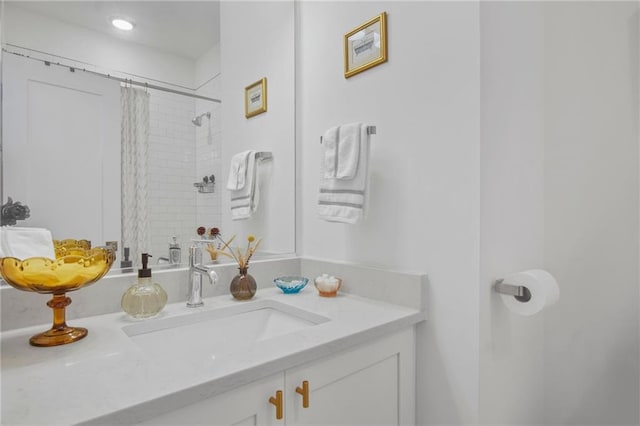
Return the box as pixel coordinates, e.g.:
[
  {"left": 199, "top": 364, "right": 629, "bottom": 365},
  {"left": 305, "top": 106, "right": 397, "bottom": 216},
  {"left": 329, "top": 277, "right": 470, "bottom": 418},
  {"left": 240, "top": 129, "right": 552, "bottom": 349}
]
[{"left": 192, "top": 112, "right": 211, "bottom": 127}]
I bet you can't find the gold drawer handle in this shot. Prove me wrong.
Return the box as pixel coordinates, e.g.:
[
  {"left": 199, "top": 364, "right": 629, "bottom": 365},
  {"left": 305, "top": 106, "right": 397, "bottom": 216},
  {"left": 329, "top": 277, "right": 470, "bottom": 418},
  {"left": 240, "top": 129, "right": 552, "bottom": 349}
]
[
  {"left": 269, "top": 390, "right": 283, "bottom": 420},
  {"left": 295, "top": 380, "right": 310, "bottom": 408}
]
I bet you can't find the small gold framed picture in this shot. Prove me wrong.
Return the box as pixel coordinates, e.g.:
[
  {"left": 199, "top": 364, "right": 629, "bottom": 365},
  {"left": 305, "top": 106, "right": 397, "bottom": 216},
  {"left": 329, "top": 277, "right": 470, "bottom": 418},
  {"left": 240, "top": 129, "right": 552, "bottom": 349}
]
[
  {"left": 245, "top": 77, "right": 267, "bottom": 118},
  {"left": 344, "top": 12, "right": 388, "bottom": 79}
]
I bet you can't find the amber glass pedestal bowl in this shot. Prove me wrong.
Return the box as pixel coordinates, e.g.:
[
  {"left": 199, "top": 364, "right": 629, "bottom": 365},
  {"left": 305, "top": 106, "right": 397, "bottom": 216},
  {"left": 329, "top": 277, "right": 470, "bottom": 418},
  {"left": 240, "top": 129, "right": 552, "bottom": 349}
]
[{"left": 0, "top": 242, "right": 114, "bottom": 347}]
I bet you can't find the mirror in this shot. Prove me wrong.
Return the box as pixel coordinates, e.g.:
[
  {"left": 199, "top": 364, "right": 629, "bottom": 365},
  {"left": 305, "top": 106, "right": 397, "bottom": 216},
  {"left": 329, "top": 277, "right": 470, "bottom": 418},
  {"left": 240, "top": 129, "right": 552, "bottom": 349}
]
[{"left": 1, "top": 1, "right": 296, "bottom": 271}]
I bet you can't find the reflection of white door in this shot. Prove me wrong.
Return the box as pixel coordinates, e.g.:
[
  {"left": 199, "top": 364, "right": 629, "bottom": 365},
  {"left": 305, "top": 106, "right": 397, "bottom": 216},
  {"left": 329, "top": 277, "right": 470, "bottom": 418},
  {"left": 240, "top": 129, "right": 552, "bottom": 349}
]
[{"left": 3, "top": 54, "right": 120, "bottom": 247}]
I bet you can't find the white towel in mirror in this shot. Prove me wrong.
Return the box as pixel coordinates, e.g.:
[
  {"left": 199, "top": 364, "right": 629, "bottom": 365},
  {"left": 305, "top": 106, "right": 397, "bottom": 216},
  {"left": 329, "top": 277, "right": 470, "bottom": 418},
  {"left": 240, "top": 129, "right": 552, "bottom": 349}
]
[
  {"left": 229, "top": 151, "right": 259, "bottom": 220},
  {"left": 226, "top": 150, "right": 253, "bottom": 190},
  {"left": 0, "top": 226, "right": 56, "bottom": 259}
]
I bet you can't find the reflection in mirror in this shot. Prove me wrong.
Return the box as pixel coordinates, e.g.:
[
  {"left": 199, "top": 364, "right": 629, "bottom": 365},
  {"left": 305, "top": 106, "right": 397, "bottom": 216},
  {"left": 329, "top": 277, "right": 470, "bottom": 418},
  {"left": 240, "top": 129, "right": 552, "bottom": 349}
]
[{"left": 1, "top": 1, "right": 296, "bottom": 273}]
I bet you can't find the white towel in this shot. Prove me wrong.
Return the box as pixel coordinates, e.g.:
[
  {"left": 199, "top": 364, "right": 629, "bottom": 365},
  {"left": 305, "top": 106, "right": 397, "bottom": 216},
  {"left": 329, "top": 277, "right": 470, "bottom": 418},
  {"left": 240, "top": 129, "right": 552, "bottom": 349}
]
[
  {"left": 318, "top": 124, "right": 371, "bottom": 224},
  {"left": 322, "top": 123, "right": 361, "bottom": 180},
  {"left": 226, "top": 150, "right": 252, "bottom": 190},
  {"left": 229, "top": 151, "right": 259, "bottom": 220},
  {"left": 0, "top": 226, "right": 56, "bottom": 259}
]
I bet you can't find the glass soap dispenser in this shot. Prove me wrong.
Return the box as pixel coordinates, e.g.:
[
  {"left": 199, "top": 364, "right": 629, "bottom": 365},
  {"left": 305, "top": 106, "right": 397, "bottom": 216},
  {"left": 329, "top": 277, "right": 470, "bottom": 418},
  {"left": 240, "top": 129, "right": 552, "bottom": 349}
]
[
  {"left": 169, "top": 236, "right": 181, "bottom": 264},
  {"left": 121, "top": 253, "right": 168, "bottom": 319}
]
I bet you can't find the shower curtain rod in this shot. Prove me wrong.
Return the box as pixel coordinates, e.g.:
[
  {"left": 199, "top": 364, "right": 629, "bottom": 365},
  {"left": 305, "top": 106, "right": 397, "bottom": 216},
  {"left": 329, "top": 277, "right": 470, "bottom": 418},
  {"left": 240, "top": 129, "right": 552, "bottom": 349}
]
[{"left": 2, "top": 48, "right": 222, "bottom": 104}]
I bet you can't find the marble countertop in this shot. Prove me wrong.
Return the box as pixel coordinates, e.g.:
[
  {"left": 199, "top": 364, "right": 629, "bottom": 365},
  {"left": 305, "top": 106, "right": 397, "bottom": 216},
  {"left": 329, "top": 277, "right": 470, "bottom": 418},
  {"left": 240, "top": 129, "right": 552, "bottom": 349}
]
[{"left": 1, "top": 287, "right": 424, "bottom": 425}]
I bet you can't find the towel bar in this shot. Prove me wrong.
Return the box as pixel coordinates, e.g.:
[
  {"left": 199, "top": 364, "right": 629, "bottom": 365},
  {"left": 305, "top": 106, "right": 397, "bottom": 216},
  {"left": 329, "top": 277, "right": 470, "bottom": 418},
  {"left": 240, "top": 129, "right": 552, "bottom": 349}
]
[
  {"left": 320, "top": 125, "right": 376, "bottom": 143},
  {"left": 256, "top": 152, "right": 273, "bottom": 161}
]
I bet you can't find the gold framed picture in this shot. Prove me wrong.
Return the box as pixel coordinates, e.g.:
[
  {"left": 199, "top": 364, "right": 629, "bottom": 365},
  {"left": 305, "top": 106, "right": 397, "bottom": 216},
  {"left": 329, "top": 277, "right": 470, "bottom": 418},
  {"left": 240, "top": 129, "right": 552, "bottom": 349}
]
[
  {"left": 245, "top": 77, "right": 267, "bottom": 118},
  {"left": 344, "top": 12, "right": 387, "bottom": 79}
]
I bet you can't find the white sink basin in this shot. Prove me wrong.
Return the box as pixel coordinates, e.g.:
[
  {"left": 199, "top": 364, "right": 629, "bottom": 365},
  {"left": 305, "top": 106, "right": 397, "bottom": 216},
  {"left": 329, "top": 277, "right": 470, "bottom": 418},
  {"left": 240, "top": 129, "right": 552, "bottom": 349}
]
[{"left": 123, "top": 300, "right": 329, "bottom": 359}]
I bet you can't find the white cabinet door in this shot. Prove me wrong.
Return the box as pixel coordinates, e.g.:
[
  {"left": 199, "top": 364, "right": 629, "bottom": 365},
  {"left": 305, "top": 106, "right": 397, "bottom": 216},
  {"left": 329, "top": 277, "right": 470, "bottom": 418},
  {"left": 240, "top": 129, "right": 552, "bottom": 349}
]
[
  {"left": 285, "top": 328, "right": 416, "bottom": 426},
  {"left": 138, "top": 374, "right": 284, "bottom": 426},
  {"left": 136, "top": 328, "right": 416, "bottom": 426}
]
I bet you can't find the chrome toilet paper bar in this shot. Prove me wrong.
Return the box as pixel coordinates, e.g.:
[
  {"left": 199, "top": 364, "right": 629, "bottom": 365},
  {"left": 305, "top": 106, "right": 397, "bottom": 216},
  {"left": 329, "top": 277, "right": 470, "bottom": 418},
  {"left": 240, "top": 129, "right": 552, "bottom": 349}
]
[
  {"left": 494, "top": 279, "right": 525, "bottom": 297},
  {"left": 494, "top": 279, "right": 532, "bottom": 302}
]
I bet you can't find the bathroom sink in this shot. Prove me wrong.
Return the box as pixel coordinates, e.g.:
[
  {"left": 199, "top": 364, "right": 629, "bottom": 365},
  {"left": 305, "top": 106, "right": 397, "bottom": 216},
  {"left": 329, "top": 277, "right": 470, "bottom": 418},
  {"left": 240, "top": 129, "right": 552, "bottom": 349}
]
[{"left": 123, "top": 300, "right": 329, "bottom": 359}]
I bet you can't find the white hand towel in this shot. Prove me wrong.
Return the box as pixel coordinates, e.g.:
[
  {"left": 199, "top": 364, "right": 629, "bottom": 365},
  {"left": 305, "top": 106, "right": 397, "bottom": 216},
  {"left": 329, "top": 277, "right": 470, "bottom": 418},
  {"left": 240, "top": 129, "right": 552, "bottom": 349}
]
[
  {"left": 322, "top": 126, "right": 339, "bottom": 179},
  {"left": 322, "top": 123, "right": 361, "bottom": 180},
  {"left": 0, "top": 226, "right": 56, "bottom": 259},
  {"left": 318, "top": 124, "right": 371, "bottom": 224},
  {"left": 226, "top": 150, "right": 252, "bottom": 190},
  {"left": 229, "top": 151, "right": 259, "bottom": 220}
]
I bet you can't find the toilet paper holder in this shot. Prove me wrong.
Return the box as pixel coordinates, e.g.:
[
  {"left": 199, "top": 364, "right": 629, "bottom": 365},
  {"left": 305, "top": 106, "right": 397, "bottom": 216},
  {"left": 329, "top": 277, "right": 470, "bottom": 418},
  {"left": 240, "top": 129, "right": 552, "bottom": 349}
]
[{"left": 494, "top": 279, "right": 532, "bottom": 302}]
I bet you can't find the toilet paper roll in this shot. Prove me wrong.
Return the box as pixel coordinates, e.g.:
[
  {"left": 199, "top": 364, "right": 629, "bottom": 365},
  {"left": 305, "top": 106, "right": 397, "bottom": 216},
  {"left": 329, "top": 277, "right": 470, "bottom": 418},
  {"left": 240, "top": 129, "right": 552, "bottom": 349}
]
[{"left": 500, "top": 269, "right": 559, "bottom": 316}]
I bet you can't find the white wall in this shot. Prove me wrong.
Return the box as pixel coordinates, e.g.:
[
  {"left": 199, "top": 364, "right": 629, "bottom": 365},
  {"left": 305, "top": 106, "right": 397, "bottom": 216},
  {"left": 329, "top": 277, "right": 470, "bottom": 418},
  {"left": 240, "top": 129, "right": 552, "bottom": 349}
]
[
  {"left": 299, "top": 1, "right": 639, "bottom": 425},
  {"left": 297, "top": 2, "right": 482, "bottom": 424},
  {"left": 478, "top": 3, "right": 547, "bottom": 424},
  {"left": 468, "top": 2, "right": 639, "bottom": 425},
  {"left": 543, "top": 2, "right": 639, "bottom": 424},
  {"left": 219, "top": 1, "right": 296, "bottom": 255}
]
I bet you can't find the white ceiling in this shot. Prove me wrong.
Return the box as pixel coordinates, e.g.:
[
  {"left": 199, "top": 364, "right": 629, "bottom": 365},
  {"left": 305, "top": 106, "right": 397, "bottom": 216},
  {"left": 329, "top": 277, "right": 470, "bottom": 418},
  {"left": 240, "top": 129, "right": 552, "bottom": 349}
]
[{"left": 7, "top": 1, "right": 220, "bottom": 60}]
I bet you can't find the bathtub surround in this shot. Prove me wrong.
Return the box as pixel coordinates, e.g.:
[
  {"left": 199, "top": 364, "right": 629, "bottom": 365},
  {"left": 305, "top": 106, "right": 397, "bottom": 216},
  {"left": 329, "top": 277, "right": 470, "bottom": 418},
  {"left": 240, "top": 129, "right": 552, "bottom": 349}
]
[
  {"left": 146, "top": 89, "right": 198, "bottom": 261},
  {"left": 195, "top": 44, "right": 223, "bottom": 236}
]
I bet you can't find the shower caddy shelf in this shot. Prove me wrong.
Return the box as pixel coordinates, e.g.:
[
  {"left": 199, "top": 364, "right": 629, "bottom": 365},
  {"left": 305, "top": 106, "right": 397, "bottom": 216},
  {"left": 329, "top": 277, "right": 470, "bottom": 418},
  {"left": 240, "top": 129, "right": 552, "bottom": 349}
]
[{"left": 193, "top": 182, "right": 215, "bottom": 194}]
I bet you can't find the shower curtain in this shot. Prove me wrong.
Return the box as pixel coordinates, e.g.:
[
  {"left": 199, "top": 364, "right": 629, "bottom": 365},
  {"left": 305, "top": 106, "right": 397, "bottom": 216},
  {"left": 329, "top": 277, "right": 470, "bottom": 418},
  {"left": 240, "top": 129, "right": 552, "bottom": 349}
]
[{"left": 120, "top": 87, "right": 150, "bottom": 265}]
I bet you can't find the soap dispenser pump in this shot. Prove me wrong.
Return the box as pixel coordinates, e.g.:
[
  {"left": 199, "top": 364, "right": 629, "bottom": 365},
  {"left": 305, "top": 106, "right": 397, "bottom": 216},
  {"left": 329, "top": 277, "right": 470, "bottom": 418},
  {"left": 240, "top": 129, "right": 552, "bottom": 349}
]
[{"left": 121, "top": 253, "right": 168, "bottom": 319}]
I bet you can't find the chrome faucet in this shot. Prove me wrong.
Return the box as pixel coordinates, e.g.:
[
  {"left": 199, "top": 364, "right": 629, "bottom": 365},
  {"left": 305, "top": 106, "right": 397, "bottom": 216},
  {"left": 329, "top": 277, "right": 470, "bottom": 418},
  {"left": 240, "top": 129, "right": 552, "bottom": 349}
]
[{"left": 187, "top": 246, "right": 218, "bottom": 307}]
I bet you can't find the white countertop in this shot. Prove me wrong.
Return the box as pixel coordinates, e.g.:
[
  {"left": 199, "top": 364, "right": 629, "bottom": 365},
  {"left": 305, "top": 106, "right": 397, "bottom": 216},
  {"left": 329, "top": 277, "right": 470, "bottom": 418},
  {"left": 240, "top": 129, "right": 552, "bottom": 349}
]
[{"left": 1, "top": 287, "right": 424, "bottom": 425}]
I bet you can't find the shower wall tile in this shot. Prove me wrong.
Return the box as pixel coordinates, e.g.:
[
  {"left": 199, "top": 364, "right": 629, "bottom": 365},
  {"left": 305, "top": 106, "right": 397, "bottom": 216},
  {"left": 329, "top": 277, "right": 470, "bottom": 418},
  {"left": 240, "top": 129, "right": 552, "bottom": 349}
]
[
  {"left": 147, "top": 89, "right": 197, "bottom": 259},
  {"left": 195, "top": 76, "right": 223, "bottom": 233},
  {"left": 122, "top": 79, "right": 220, "bottom": 262}
]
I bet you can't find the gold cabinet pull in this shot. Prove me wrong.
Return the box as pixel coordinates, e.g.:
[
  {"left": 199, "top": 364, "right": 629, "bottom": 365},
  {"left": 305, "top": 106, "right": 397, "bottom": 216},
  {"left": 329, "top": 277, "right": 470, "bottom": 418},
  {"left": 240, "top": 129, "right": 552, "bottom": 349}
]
[
  {"left": 295, "top": 380, "right": 310, "bottom": 408},
  {"left": 269, "top": 390, "right": 283, "bottom": 420}
]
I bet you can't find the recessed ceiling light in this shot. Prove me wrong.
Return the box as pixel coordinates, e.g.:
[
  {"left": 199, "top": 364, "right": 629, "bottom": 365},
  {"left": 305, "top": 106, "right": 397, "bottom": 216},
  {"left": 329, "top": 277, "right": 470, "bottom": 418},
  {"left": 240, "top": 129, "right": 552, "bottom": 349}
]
[{"left": 112, "top": 18, "right": 134, "bottom": 31}]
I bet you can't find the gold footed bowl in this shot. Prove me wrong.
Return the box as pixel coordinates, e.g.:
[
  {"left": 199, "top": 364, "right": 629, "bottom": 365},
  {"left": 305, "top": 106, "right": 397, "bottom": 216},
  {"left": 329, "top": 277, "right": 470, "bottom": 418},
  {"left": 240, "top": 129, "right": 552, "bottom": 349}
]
[{"left": 0, "top": 241, "right": 114, "bottom": 347}]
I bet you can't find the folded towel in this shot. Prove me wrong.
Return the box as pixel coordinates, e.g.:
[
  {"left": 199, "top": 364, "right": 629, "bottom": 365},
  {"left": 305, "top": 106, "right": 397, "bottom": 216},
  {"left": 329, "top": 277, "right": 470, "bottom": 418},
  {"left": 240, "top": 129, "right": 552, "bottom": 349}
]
[
  {"left": 226, "top": 150, "right": 253, "bottom": 190},
  {"left": 322, "top": 123, "right": 361, "bottom": 180},
  {"left": 0, "top": 226, "right": 56, "bottom": 259},
  {"left": 318, "top": 124, "right": 371, "bottom": 224},
  {"left": 322, "top": 126, "right": 339, "bottom": 178},
  {"left": 229, "top": 151, "right": 259, "bottom": 220}
]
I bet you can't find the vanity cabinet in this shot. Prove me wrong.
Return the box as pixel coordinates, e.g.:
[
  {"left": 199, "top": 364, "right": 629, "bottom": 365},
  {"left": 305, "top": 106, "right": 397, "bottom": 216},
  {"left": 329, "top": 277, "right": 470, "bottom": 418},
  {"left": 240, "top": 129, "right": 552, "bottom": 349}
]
[
  {"left": 285, "top": 327, "right": 415, "bottom": 425},
  {"left": 138, "top": 328, "right": 416, "bottom": 425},
  {"left": 138, "top": 375, "right": 283, "bottom": 426}
]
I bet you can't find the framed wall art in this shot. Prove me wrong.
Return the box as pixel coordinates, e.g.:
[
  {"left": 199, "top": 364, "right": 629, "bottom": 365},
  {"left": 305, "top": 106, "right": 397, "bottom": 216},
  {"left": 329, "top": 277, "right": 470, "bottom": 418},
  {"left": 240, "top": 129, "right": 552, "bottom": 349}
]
[
  {"left": 344, "top": 12, "right": 387, "bottom": 78},
  {"left": 245, "top": 77, "right": 267, "bottom": 118}
]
